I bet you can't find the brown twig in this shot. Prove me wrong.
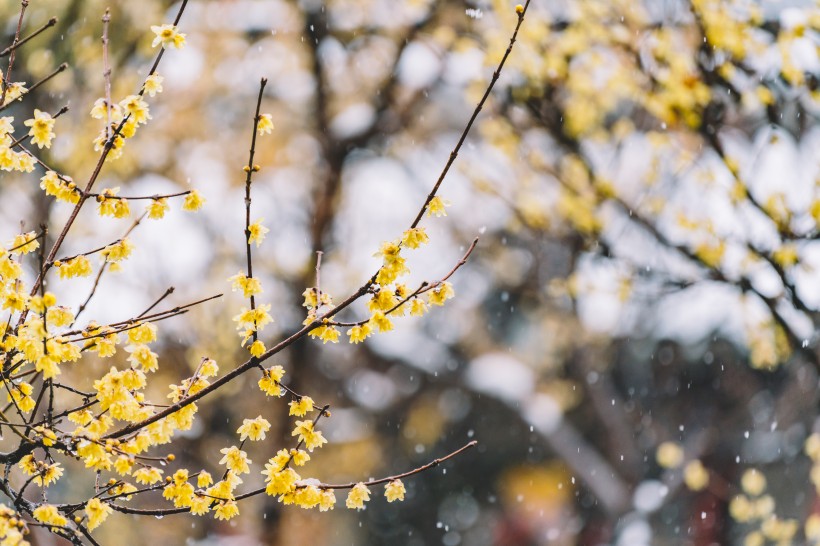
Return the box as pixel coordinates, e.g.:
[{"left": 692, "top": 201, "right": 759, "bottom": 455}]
[
  {"left": 0, "top": 0, "right": 28, "bottom": 108},
  {"left": 408, "top": 0, "right": 530, "bottom": 229},
  {"left": 101, "top": 8, "right": 112, "bottom": 140},
  {"left": 0, "top": 16, "right": 57, "bottom": 57},
  {"left": 0, "top": 62, "right": 68, "bottom": 115},
  {"left": 242, "top": 78, "right": 267, "bottom": 345},
  {"left": 104, "top": 441, "right": 478, "bottom": 516},
  {"left": 27, "top": 0, "right": 190, "bottom": 300},
  {"left": 101, "top": 6, "right": 529, "bottom": 440},
  {"left": 70, "top": 213, "right": 147, "bottom": 325}
]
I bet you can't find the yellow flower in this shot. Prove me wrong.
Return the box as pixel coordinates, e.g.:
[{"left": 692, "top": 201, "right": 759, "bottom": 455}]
[
  {"left": 56, "top": 255, "right": 92, "bottom": 278},
  {"left": 234, "top": 304, "right": 274, "bottom": 341},
  {"left": 36, "top": 462, "right": 64, "bottom": 487},
  {"left": 249, "top": 339, "right": 266, "bottom": 357},
  {"left": 428, "top": 282, "right": 455, "bottom": 306},
  {"left": 410, "top": 298, "right": 428, "bottom": 316},
  {"left": 247, "top": 219, "right": 270, "bottom": 247},
  {"left": 319, "top": 489, "right": 336, "bottom": 511},
  {"left": 189, "top": 494, "right": 211, "bottom": 516},
  {"left": 126, "top": 344, "right": 159, "bottom": 372},
  {"left": 10, "top": 231, "right": 39, "bottom": 255},
  {"left": 9, "top": 383, "right": 36, "bottom": 413},
  {"left": 290, "top": 449, "right": 310, "bottom": 466},
  {"left": 214, "top": 500, "right": 239, "bottom": 520},
  {"left": 401, "top": 227, "right": 429, "bottom": 249},
  {"left": 258, "top": 365, "right": 285, "bottom": 397},
  {"left": 35, "top": 355, "right": 60, "bottom": 379},
  {"left": 229, "top": 272, "right": 262, "bottom": 298},
  {"left": 257, "top": 113, "right": 274, "bottom": 135},
  {"left": 376, "top": 240, "right": 401, "bottom": 264},
  {"left": 119, "top": 95, "right": 150, "bottom": 125},
  {"left": 24, "top": 109, "right": 56, "bottom": 149},
  {"left": 289, "top": 396, "right": 314, "bottom": 417},
  {"left": 100, "top": 238, "right": 134, "bottom": 263},
  {"left": 33, "top": 426, "right": 57, "bottom": 446},
  {"left": 126, "top": 322, "right": 156, "bottom": 345},
  {"left": 0, "top": 115, "right": 13, "bottom": 135},
  {"left": 147, "top": 198, "right": 169, "bottom": 219},
  {"left": 40, "top": 171, "right": 79, "bottom": 204},
  {"left": 426, "top": 196, "right": 450, "bottom": 217},
  {"left": 346, "top": 483, "right": 370, "bottom": 510},
  {"left": 385, "top": 479, "right": 405, "bottom": 502},
  {"left": 347, "top": 322, "right": 372, "bottom": 344},
  {"left": 85, "top": 498, "right": 112, "bottom": 531},
  {"left": 18, "top": 455, "right": 37, "bottom": 476},
  {"left": 307, "top": 322, "right": 340, "bottom": 344},
  {"left": 219, "top": 446, "right": 251, "bottom": 474},
  {"left": 368, "top": 289, "right": 397, "bottom": 312},
  {"left": 46, "top": 305, "right": 73, "bottom": 327},
  {"left": 133, "top": 467, "right": 163, "bottom": 485},
  {"left": 182, "top": 190, "right": 205, "bottom": 211},
  {"left": 370, "top": 311, "right": 393, "bottom": 332},
  {"left": 237, "top": 416, "right": 271, "bottom": 441},
  {"left": 114, "top": 456, "right": 133, "bottom": 476},
  {"left": 291, "top": 420, "right": 327, "bottom": 452},
  {"left": 263, "top": 467, "right": 300, "bottom": 497},
  {"left": 97, "top": 188, "right": 130, "bottom": 218},
  {"left": 33, "top": 504, "right": 67, "bottom": 527},
  {"left": 200, "top": 358, "right": 219, "bottom": 378},
  {"left": 150, "top": 24, "right": 186, "bottom": 49},
  {"left": 143, "top": 74, "right": 164, "bottom": 97},
  {"left": 90, "top": 98, "right": 122, "bottom": 121}
]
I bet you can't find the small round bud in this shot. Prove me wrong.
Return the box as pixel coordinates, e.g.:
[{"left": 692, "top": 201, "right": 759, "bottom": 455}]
[
  {"left": 108, "top": 478, "right": 117, "bottom": 485},
  {"left": 74, "top": 516, "right": 82, "bottom": 523},
  {"left": 515, "top": 4, "right": 524, "bottom": 14},
  {"left": 96, "top": 194, "right": 104, "bottom": 202},
  {"left": 167, "top": 454, "right": 176, "bottom": 461},
  {"left": 243, "top": 165, "right": 251, "bottom": 172},
  {"left": 165, "top": 476, "right": 173, "bottom": 483},
  {"left": 53, "top": 260, "right": 62, "bottom": 267}
]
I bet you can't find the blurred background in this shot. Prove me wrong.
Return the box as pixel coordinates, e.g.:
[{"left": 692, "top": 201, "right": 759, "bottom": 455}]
[{"left": 1, "top": 0, "right": 820, "bottom": 544}]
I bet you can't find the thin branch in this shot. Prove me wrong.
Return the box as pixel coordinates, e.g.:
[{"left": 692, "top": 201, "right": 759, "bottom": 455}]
[
  {"left": 106, "top": 441, "right": 478, "bottom": 516},
  {"left": 408, "top": 0, "right": 530, "bottom": 229},
  {"left": 0, "top": 16, "right": 57, "bottom": 57},
  {"left": 100, "top": 7, "right": 529, "bottom": 440},
  {"left": 27, "top": 0, "right": 191, "bottom": 299},
  {"left": 101, "top": 8, "right": 112, "bottom": 141},
  {"left": 1, "top": 0, "right": 28, "bottom": 108},
  {"left": 69, "top": 213, "right": 147, "bottom": 325},
  {"left": 242, "top": 78, "right": 267, "bottom": 345},
  {"left": 137, "top": 286, "right": 175, "bottom": 319}
]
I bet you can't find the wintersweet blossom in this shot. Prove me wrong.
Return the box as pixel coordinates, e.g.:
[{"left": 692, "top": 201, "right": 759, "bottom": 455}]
[
  {"left": 150, "top": 24, "right": 186, "bottom": 49},
  {"left": 24, "top": 109, "right": 56, "bottom": 148},
  {"left": 346, "top": 483, "right": 370, "bottom": 510}
]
